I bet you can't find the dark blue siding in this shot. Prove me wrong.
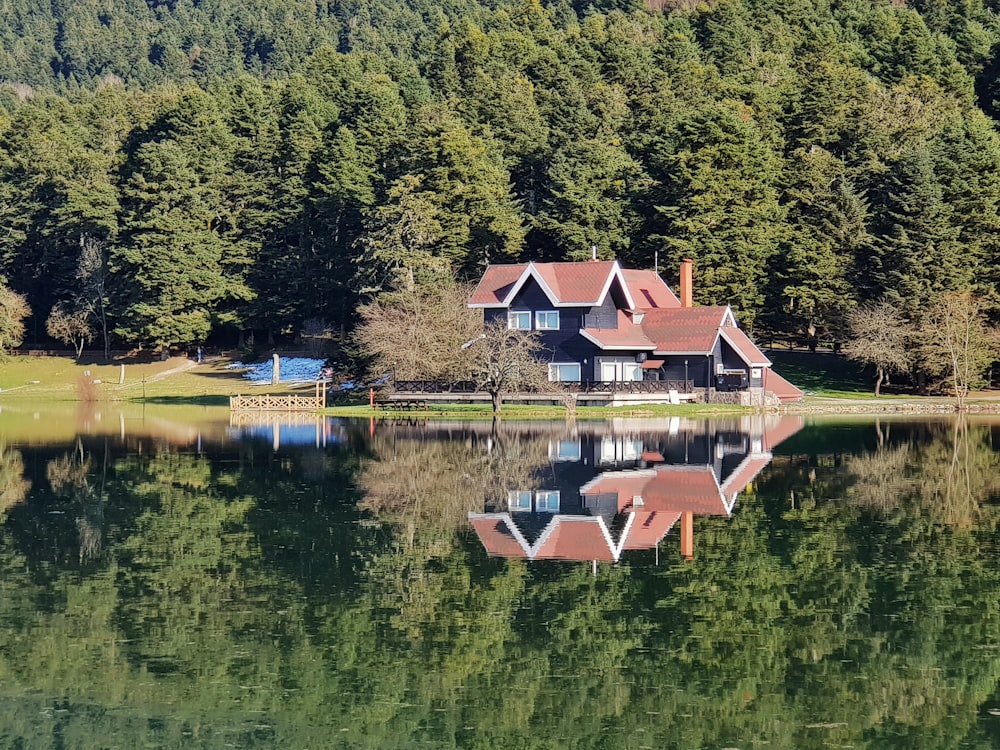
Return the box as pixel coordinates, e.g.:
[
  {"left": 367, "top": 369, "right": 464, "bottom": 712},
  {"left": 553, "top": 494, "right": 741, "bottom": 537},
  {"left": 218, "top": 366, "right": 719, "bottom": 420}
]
[{"left": 584, "top": 295, "right": 617, "bottom": 329}]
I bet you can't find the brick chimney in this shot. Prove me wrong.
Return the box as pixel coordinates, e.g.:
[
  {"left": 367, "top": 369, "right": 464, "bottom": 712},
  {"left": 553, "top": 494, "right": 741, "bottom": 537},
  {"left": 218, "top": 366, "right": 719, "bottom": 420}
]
[
  {"left": 679, "top": 258, "right": 693, "bottom": 308},
  {"left": 680, "top": 511, "right": 694, "bottom": 560}
]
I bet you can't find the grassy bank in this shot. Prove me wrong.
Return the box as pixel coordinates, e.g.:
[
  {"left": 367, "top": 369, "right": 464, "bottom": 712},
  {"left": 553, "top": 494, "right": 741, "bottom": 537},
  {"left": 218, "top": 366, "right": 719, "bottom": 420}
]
[
  {"left": 0, "top": 354, "right": 315, "bottom": 405},
  {"left": 4, "top": 351, "right": 993, "bottom": 420}
]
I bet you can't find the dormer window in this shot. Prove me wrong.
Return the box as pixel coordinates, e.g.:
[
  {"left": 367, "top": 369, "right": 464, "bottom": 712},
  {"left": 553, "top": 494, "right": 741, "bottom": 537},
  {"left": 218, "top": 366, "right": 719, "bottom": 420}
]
[
  {"left": 535, "top": 310, "right": 559, "bottom": 330},
  {"left": 508, "top": 311, "right": 531, "bottom": 330}
]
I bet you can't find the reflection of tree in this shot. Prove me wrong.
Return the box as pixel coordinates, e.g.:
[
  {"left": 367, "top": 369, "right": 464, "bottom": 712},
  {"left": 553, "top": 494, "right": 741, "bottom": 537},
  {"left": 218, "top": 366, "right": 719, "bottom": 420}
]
[
  {"left": 358, "top": 423, "right": 554, "bottom": 541},
  {"left": 0, "top": 442, "right": 30, "bottom": 518},
  {"left": 47, "top": 440, "right": 105, "bottom": 561},
  {"left": 844, "top": 419, "right": 1000, "bottom": 528},
  {"left": 4, "top": 425, "right": 1000, "bottom": 747}
]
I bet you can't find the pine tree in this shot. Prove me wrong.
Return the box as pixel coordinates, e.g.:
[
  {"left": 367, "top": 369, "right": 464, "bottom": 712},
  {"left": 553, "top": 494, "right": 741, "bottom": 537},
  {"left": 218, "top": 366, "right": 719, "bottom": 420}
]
[
  {"left": 650, "top": 100, "right": 785, "bottom": 326},
  {"left": 113, "top": 90, "right": 252, "bottom": 352}
]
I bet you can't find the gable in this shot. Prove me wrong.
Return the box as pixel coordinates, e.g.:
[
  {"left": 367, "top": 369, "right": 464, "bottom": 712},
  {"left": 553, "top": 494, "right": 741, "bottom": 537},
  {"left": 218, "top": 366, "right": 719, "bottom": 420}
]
[{"left": 469, "top": 261, "right": 636, "bottom": 309}]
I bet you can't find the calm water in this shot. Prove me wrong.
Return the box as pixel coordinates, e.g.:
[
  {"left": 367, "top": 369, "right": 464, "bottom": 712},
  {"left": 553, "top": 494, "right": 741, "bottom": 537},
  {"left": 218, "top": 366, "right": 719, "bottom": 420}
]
[{"left": 2, "top": 409, "right": 1000, "bottom": 749}]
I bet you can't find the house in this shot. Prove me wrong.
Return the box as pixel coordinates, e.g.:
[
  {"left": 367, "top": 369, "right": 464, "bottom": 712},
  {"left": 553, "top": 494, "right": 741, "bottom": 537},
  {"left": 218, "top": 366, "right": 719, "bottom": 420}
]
[
  {"left": 468, "top": 414, "right": 804, "bottom": 564},
  {"left": 468, "top": 259, "right": 803, "bottom": 404}
]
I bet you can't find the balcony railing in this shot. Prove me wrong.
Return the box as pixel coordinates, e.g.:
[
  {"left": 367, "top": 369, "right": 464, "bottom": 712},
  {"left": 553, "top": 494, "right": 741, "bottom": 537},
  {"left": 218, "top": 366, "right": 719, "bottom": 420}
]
[{"left": 392, "top": 379, "right": 694, "bottom": 394}]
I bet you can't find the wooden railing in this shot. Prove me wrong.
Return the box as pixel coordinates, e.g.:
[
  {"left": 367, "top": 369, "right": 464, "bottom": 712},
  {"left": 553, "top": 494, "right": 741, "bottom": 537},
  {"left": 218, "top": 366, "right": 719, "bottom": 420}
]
[
  {"left": 565, "top": 380, "right": 693, "bottom": 393},
  {"left": 391, "top": 379, "right": 693, "bottom": 394},
  {"left": 230, "top": 393, "right": 325, "bottom": 411}
]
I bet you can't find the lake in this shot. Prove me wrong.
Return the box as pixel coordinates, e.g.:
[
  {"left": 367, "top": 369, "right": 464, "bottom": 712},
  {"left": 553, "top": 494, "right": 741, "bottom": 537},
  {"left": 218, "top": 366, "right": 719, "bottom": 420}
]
[{"left": 2, "top": 406, "right": 1000, "bottom": 749}]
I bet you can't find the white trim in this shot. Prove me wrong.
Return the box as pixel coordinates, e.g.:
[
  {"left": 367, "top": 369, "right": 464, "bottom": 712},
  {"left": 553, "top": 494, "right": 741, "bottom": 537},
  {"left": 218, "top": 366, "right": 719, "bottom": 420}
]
[
  {"left": 653, "top": 348, "right": 713, "bottom": 356},
  {"left": 472, "top": 261, "right": 636, "bottom": 309},
  {"left": 595, "top": 262, "right": 637, "bottom": 310},
  {"left": 722, "top": 306, "right": 737, "bottom": 326},
  {"left": 535, "top": 310, "right": 560, "bottom": 330},
  {"left": 548, "top": 362, "right": 582, "bottom": 382},
  {"left": 467, "top": 512, "right": 533, "bottom": 557},
  {"left": 508, "top": 310, "right": 531, "bottom": 330},
  {"left": 535, "top": 490, "right": 560, "bottom": 513},
  {"left": 718, "top": 328, "right": 771, "bottom": 367},
  {"left": 579, "top": 329, "right": 656, "bottom": 351},
  {"left": 579, "top": 469, "right": 656, "bottom": 495}
]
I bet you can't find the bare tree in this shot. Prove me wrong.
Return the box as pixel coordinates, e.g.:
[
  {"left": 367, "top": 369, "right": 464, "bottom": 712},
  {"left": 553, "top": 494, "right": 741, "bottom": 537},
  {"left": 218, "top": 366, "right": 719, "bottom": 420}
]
[
  {"left": 919, "top": 291, "right": 1000, "bottom": 410},
  {"left": 0, "top": 278, "right": 30, "bottom": 355},
  {"left": 843, "top": 300, "right": 911, "bottom": 397},
  {"left": 354, "top": 276, "right": 483, "bottom": 382},
  {"left": 46, "top": 304, "right": 95, "bottom": 359},
  {"left": 77, "top": 236, "right": 111, "bottom": 359},
  {"left": 467, "top": 318, "right": 552, "bottom": 413}
]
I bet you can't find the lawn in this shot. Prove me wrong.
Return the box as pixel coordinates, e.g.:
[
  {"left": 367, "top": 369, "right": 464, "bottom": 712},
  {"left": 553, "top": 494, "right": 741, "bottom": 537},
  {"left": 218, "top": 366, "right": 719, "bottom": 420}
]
[
  {"left": 767, "top": 349, "right": 876, "bottom": 398},
  {"left": 0, "top": 354, "right": 314, "bottom": 404}
]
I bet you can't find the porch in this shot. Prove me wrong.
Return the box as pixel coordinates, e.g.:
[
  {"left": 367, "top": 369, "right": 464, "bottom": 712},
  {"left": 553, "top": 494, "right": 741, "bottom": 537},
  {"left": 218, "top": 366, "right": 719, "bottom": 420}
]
[{"left": 386, "top": 379, "right": 702, "bottom": 407}]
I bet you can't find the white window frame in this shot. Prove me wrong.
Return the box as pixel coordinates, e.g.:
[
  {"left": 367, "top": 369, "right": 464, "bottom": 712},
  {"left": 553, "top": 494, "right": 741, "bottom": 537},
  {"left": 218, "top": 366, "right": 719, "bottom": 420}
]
[
  {"left": 535, "top": 491, "right": 560, "bottom": 513},
  {"left": 548, "top": 440, "right": 581, "bottom": 462},
  {"left": 508, "top": 311, "right": 531, "bottom": 330},
  {"left": 548, "top": 362, "right": 581, "bottom": 382},
  {"left": 535, "top": 310, "right": 559, "bottom": 330},
  {"left": 509, "top": 490, "right": 532, "bottom": 512},
  {"left": 622, "top": 362, "right": 642, "bottom": 382}
]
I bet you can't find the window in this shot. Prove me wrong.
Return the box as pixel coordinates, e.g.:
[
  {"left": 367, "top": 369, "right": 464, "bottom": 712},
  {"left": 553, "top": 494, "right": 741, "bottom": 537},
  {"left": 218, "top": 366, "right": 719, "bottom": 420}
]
[
  {"left": 622, "top": 362, "right": 642, "bottom": 382},
  {"left": 548, "top": 363, "right": 581, "bottom": 382},
  {"left": 535, "top": 310, "right": 559, "bottom": 330},
  {"left": 549, "top": 440, "right": 581, "bottom": 462},
  {"left": 509, "top": 490, "right": 532, "bottom": 512},
  {"left": 508, "top": 311, "right": 531, "bottom": 330},
  {"left": 535, "top": 491, "right": 560, "bottom": 513}
]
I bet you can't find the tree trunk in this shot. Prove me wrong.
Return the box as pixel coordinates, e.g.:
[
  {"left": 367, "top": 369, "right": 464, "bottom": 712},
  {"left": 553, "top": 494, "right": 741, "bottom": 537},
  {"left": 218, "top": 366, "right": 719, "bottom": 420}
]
[
  {"left": 875, "top": 367, "right": 884, "bottom": 397},
  {"left": 490, "top": 390, "right": 502, "bottom": 413}
]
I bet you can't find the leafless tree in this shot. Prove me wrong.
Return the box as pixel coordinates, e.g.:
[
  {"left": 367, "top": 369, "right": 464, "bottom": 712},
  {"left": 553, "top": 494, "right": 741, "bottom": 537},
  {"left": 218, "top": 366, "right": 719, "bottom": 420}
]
[
  {"left": 919, "top": 291, "right": 1000, "bottom": 410},
  {"left": 467, "top": 318, "right": 552, "bottom": 413},
  {"left": 0, "top": 278, "right": 30, "bottom": 355},
  {"left": 843, "top": 300, "right": 911, "bottom": 397},
  {"left": 354, "top": 276, "right": 483, "bottom": 382},
  {"left": 46, "top": 304, "right": 95, "bottom": 359},
  {"left": 77, "top": 236, "right": 111, "bottom": 359}
]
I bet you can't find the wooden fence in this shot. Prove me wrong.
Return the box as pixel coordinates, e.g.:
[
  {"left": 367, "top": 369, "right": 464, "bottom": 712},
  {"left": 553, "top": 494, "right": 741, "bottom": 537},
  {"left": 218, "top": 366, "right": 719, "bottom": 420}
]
[{"left": 230, "top": 381, "right": 327, "bottom": 411}]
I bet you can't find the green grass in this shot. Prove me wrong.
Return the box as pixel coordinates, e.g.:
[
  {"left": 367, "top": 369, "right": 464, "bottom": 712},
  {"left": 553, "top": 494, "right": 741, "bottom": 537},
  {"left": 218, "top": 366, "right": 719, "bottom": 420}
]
[
  {"left": 0, "top": 354, "right": 313, "bottom": 403},
  {"left": 767, "top": 349, "right": 874, "bottom": 398}
]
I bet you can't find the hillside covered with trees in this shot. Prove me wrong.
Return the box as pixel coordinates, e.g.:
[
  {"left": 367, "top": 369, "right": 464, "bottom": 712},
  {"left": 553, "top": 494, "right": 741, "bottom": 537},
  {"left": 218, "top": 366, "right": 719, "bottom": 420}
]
[{"left": 1, "top": 0, "right": 1000, "bottom": 355}]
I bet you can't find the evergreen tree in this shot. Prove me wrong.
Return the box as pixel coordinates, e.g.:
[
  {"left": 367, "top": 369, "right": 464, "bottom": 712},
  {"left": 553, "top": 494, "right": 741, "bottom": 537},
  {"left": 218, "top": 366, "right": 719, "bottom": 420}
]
[
  {"left": 113, "top": 91, "right": 252, "bottom": 351},
  {"left": 650, "top": 100, "right": 785, "bottom": 325}
]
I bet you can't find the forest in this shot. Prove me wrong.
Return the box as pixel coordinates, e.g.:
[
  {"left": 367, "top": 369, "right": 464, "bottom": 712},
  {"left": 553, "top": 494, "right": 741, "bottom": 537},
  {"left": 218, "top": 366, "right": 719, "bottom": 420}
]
[{"left": 1, "top": 0, "right": 1000, "bottom": 355}]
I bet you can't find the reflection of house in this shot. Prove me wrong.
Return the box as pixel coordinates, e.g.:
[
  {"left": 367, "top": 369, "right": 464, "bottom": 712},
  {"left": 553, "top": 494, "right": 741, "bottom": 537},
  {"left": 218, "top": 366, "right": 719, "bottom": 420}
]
[
  {"left": 469, "top": 259, "right": 802, "bottom": 404},
  {"left": 468, "top": 415, "right": 803, "bottom": 564}
]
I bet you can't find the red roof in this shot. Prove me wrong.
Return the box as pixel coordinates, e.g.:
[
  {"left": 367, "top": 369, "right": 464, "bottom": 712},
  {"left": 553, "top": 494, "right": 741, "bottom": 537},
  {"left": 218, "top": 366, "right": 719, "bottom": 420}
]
[
  {"left": 468, "top": 515, "right": 528, "bottom": 558},
  {"left": 719, "top": 327, "right": 771, "bottom": 366},
  {"left": 760, "top": 414, "right": 805, "bottom": 451},
  {"left": 621, "top": 269, "right": 681, "bottom": 310},
  {"left": 718, "top": 456, "right": 773, "bottom": 499},
  {"left": 622, "top": 510, "right": 681, "bottom": 550},
  {"left": 467, "top": 264, "right": 527, "bottom": 306},
  {"left": 642, "top": 466, "right": 733, "bottom": 514},
  {"left": 581, "top": 310, "right": 656, "bottom": 350},
  {"left": 469, "top": 261, "right": 634, "bottom": 308},
  {"left": 763, "top": 368, "right": 805, "bottom": 403},
  {"left": 535, "top": 517, "right": 617, "bottom": 561},
  {"left": 581, "top": 465, "right": 732, "bottom": 515},
  {"left": 640, "top": 307, "right": 730, "bottom": 354}
]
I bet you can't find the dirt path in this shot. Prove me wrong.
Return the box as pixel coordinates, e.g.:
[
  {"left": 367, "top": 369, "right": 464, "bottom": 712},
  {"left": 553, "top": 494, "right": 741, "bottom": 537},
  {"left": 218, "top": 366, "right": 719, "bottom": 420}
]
[{"left": 112, "top": 357, "right": 199, "bottom": 390}]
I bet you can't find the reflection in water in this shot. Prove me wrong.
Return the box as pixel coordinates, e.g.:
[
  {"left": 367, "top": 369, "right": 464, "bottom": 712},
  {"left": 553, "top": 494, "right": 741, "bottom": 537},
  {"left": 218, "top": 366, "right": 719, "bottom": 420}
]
[
  {"left": 2, "top": 415, "right": 1000, "bottom": 747},
  {"left": 466, "top": 416, "right": 803, "bottom": 563},
  {"left": 0, "top": 442, "right": 30, "bottom": 518}
]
